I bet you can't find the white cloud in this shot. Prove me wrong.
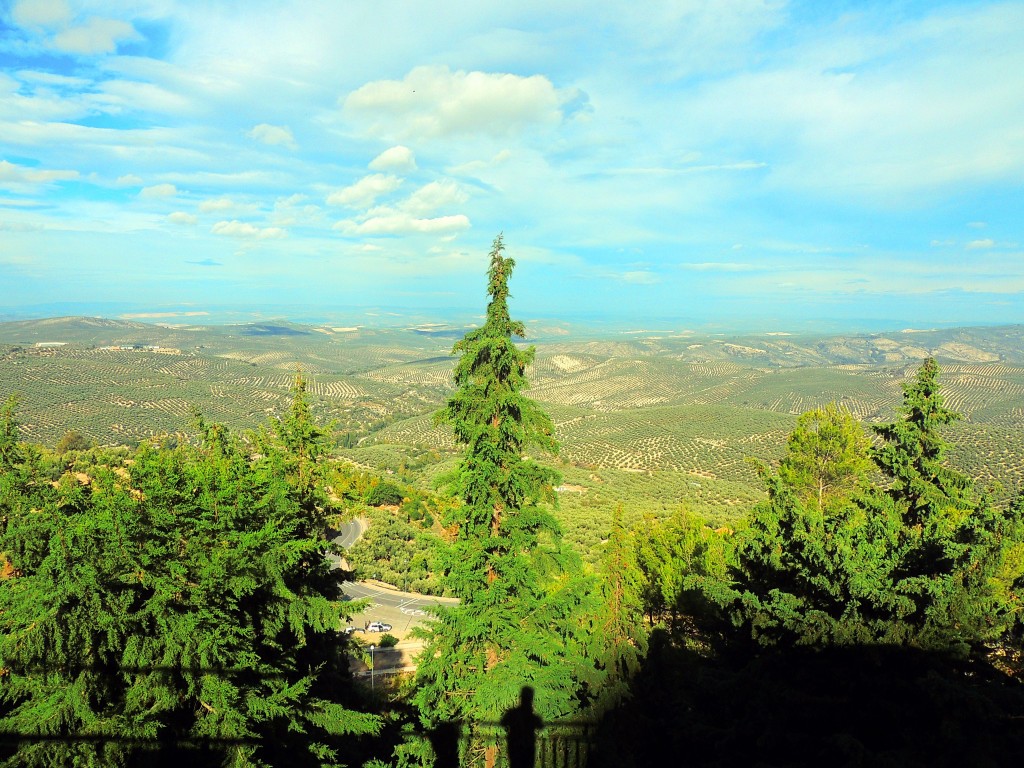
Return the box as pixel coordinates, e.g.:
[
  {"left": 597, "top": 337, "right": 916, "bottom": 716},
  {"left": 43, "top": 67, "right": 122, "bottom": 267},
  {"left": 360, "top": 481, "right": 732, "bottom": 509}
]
[
  {"left": 398, "top": 180, "right": 468, "bottom": 216},
  {"left": 672, "top": 3, "right": 1024, "bottom": 198},
  {"left": 336, "top": 213, "right": 470, "bottom": 236},
  {"left": 211, "top": 219, "right": 286, "bottom": 239},
  {"left": 343, "top": 65, "right": 566, "bottom": 139},
  {"left": 52, "top": 17, "right": 141, "bottom": 55},
  {"left": 620, "top": 270, "right": 660, "bottom": 285},
  {"left": 326, "top": 173, "right": 402, "bottom": 208},
  {"left": 967, "top": 239, "right": 996, "bottom": 250},
  {"left": 168, "top": 211, "right": 197, "bottom": 225},
  {"left": 199, "top": 197, "right": 241, "bottom": 212},
  {"left": 16, "top": 70, "right": 88, "bottom": 88},
  {"left": 0, "top": 159, "right": 78, "bottom": 186},
  {"left": 270, "top": 193, "right": 322, "bottom": 227},
  {"left": 449, "top": 149, "right": 513, "bottom": 176},
  {"left": 248, "top": 123, "right": 297, "bottom": 149},
  {"left": 11, "top": 0, "right": 71, "bottom": 29},
  {"left": 0, "top": 197, "right": 45, "bottom": 208},
  {"left": 115, "top": 174, "right": 142, "bottom": 186},
  {"left": 139, "top": 183, "right": 177, "bottom": 199},
  {"left": 680, "top": 262, "right": 759, "bottom": 272},
  {"left": 98, "top": 80, "right": 192, "bottom": 116},
  {"left": 369, "top": 145, "right": 416, "bottom": 172}
]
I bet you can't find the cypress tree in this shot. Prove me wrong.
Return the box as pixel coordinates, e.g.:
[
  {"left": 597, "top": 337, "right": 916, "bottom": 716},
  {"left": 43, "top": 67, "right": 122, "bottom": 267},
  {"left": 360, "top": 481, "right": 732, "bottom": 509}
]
[
  {"left": 0, "top": 394, "right": 23, "bottom": 472},
  {"left": 412, "top": 235, "right": 594, "bottom": 766},
  {"left": 590, "top": 507, "right": 647, "bottom": 708}
]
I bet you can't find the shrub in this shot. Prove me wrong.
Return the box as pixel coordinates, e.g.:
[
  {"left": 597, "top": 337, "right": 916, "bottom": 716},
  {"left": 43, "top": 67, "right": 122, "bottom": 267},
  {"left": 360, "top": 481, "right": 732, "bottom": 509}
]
[{"left": 365, "top": 481, "right": 403, "bottom": 507}]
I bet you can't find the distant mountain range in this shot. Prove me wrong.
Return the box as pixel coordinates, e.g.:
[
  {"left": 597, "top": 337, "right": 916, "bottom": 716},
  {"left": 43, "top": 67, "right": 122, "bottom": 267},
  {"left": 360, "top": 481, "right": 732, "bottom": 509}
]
[{"left": 3, "top": 316, "right": 1021, "bottom": 369}]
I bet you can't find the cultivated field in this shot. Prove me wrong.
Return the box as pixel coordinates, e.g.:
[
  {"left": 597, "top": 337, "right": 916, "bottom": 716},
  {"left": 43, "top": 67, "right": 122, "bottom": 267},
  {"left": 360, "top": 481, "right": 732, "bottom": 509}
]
[{"left": 3, "top": 317, "right": 1023, "bottom": 555}]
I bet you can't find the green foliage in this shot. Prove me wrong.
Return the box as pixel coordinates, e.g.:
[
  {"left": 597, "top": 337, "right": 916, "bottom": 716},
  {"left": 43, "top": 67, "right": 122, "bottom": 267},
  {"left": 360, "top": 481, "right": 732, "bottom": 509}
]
[
  {"left": 720, "top": 365, "right": 1024, "bottom": 655},
  {"left": 412, "top": 236, "right": 602, "bottom": 759},
  {"left": 777, "top": 402, "right": 874, "bottom": 508},
  {"left": 587, "top": 507, "right": 647, "bottom": 710},
  {"left": 0, "top": 394, "right": 22, "bottom": 471},
  {"left": 328, "top": 462, "right": 379, "bottom": 502},
  {"left": 54, "top": 429, "right": 92, "bottom": 454},
  {"left": 634, "top": 508, "right": 732, "bottom": 634},
  {"left": 869, "top": 359, "right": 1021, "bottom": 651},
  {"left": 255, "top": 373, "right": 337, "bottom": 540},
  {"left": 346, "top": 506, "right": 444, "bottom": 595},
  {"left": 365, "top": 481, "right": 404, "bottom": 507},
  {"left": 0, "top": 392, "right": 380, "bottom": 766},
  {"left": 873, "top": 357, "right": 966, "bottom": 527}
]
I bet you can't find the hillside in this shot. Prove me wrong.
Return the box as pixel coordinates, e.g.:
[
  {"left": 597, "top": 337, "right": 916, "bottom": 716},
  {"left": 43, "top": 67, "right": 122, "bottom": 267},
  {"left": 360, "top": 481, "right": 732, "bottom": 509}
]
[{"left": 3, "top": 317, "right": 1023, "bottom": 552}]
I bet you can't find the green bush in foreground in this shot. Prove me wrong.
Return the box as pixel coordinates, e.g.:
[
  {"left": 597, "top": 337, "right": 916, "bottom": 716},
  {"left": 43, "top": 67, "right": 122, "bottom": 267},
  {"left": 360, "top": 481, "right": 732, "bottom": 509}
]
[{"left": 0, "top": 387, "right": 380, "bottom": 767}]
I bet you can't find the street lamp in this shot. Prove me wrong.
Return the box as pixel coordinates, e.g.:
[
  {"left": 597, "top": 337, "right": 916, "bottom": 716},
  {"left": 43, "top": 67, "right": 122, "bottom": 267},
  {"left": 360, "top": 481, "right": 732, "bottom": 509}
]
[{"left": 369, "top": 644, "right": 375, "bottom": 692}]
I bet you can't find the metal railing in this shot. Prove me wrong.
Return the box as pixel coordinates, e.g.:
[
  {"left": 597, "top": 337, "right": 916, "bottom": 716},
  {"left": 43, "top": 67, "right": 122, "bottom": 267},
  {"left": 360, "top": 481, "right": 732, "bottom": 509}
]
[{"left": 414, "top": 720, "right": 596, "bottom": 768}]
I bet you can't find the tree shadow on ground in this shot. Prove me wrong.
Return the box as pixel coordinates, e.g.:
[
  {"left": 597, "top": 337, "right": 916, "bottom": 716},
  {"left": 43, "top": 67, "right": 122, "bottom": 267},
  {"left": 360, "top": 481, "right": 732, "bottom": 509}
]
[{"left": 590, "top": 628, "right": 1024, "bottom": 768}]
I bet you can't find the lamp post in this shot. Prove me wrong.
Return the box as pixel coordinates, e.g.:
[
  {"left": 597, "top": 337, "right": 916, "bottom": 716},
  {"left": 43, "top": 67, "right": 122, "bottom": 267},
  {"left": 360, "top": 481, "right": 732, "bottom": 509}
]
[{"left": 369, "top": 644, "right": 375, "bottom": 692}]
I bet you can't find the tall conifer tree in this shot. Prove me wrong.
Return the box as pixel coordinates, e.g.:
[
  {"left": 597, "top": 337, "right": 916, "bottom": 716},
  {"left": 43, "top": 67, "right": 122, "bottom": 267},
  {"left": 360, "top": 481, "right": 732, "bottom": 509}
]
[
  {"left": 871, "top": 358, "right": 1019, "bottom": 650},
  {"left": 591, "top": 507, "right": 646, "bottom": 706},
  {"left": 412, "top": 235, "right": 593, "bottom": 767}
]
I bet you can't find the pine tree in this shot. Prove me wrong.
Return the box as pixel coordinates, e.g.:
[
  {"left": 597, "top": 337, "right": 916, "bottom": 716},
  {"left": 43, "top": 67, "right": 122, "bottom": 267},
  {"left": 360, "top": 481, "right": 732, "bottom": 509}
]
[
  {"left": 0, "top": 396, "right": 379, "bottom": 767},
  {"left": 778, "top": 403, "right": 874, "bottom": 509},
  {"left": 873, "top": 357, "right": 968, "bottom": 527},
  {"left": 411, "top": 235, "right": 594, "bottom": 767},
  {"left": 590, "top": 507, "right": 647, "bottom": 709},
  {"left": 723, "top": 365, "right": 1024, "bottom": 654},
  {"left": 871, "top": 358, "right": 1019, "bottom": 651}
]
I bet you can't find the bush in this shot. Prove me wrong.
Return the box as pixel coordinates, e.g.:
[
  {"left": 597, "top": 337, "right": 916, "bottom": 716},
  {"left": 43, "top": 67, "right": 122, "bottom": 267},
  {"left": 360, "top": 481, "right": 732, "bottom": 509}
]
[
  {"left": 378, "top": 633, "right": 399, "bottom": 648},
  {"left": 365, "top": 481, "right": 403, "bottom": 507},
  {"left": 55, "top": 430, "right": 92, "bottom": 454}
]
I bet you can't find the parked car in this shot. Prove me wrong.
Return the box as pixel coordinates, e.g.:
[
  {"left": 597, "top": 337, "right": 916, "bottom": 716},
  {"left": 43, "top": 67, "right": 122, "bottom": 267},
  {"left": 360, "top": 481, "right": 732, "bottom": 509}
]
[
  {"left": 342, "top": 626, "right": 364, "bottom": 635},
  {"left": 366, "top": 621, "right": 392, "bottom": 633}
]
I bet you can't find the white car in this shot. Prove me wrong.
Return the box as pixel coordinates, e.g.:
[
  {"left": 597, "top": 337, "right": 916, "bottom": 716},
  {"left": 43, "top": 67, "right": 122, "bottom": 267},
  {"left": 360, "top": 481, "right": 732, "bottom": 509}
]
[{"left": 365, "top": 621, "right": 392, "bottom": 633}]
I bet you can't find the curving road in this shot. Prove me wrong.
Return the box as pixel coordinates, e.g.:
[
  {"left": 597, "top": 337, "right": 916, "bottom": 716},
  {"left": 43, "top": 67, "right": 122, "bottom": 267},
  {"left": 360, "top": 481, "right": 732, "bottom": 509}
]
[
  {"left": 330, "top": 517, "right": 458, "bottom": 637},
  {"left": 333, "top": 517, "right": 367, "bottom": 549}
]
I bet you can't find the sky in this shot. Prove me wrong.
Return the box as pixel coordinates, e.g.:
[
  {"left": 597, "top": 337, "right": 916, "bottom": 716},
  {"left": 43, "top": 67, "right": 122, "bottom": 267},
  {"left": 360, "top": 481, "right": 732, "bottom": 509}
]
[{"left": 1, "top": 0, "right": 1023, "bottom": 332}]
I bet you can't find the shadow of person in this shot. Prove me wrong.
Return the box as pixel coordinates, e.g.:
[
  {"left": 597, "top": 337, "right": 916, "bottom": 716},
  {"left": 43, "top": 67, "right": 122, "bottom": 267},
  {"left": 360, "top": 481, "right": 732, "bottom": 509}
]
[
  {"left": 501, "top": 686, "right": 543, "bottom": 768},
  {"left": 426, "top": 720, "right": 461, "bottom": 768}
]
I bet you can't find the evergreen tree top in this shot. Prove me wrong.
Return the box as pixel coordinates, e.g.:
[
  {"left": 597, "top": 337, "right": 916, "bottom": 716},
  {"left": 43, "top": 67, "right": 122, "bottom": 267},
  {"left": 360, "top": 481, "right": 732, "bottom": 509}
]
[
  {"left": 874, "top": 357, "right": 960, "bottom": 459},
  {"left": 480, "top": 233, "right": 524, "bottom": 339},
  {"left": 872, "top": 357, "right": 970, "bottom": 524}
]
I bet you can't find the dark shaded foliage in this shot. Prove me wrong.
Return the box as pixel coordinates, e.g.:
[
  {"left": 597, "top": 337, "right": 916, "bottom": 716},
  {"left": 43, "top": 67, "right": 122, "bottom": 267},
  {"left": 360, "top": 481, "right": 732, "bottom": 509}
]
[{"left": 592, "top": 630, "right": 1024, "bottom": 768}]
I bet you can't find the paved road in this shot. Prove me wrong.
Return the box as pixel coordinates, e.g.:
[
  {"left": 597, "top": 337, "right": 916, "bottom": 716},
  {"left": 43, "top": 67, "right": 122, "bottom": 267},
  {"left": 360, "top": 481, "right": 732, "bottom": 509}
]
[
  {"left": 330, "top": 517, "right": 458, "bottom": 636},
  {"left": 340, "top": 580, "right": 458, "bottom": 635},
  {"left": 333, "top": 517, "right": 366, "bottom": 549},
  {"left": 325, "top": 518, "right": 366, "bottom": 570}
]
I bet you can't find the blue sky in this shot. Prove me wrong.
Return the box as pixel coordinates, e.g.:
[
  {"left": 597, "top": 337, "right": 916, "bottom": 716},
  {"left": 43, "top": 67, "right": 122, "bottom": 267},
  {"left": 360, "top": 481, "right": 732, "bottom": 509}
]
[{"left": 1, "top": 0, "right": 1023, "bottom": 331}]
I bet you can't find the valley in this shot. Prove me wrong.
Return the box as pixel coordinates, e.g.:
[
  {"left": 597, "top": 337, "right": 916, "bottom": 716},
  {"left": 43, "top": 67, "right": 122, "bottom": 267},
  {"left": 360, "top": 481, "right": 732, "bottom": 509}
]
[{"left": 4, "top": 317, "right": 1024, "bottom": 553}]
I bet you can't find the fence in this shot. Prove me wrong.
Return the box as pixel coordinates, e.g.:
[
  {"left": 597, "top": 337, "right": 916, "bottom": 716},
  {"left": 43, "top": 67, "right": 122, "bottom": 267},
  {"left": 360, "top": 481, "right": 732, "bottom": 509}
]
[{"left": 413, "top": 720, "right": 596, "bottom": 768}]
